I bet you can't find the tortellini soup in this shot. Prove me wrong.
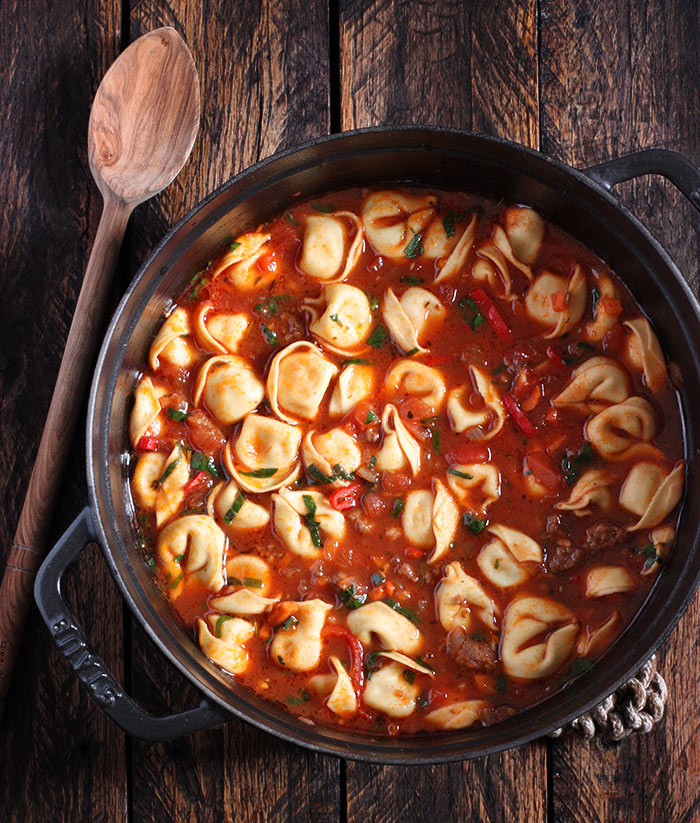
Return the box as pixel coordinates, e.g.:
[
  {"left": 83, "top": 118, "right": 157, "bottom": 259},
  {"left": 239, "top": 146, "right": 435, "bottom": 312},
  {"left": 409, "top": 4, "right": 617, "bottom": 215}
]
[{"left": 129, "top": 187, "right": 685, "bottom": 736}]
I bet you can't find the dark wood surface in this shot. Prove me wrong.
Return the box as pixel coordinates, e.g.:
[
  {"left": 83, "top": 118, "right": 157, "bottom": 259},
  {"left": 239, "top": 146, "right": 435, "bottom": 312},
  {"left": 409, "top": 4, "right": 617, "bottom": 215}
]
[{"left": 1, "top": 1, "right": 699, "bottom": 821}]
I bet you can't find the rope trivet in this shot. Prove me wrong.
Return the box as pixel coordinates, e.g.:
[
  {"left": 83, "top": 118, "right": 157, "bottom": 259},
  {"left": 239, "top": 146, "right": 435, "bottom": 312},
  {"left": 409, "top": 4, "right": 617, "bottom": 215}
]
[{"left": 549, "top": 655, "right": 667, "bottom": 742}]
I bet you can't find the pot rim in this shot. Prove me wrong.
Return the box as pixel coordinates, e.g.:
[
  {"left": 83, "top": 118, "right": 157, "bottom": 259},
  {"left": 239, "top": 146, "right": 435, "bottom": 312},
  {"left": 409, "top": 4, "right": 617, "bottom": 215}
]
[{"left": 86, "top": 126, "right": 700, "bottom": 763}]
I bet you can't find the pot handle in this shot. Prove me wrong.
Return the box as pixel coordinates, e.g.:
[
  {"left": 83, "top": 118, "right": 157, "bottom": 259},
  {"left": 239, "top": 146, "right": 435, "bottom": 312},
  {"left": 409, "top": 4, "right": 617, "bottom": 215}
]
[
  {"left": 34, "top": 506, "right": 230, "bottom": 740},
  {"left": 584, "top": 148, "right": 700, "bottom": 212}
]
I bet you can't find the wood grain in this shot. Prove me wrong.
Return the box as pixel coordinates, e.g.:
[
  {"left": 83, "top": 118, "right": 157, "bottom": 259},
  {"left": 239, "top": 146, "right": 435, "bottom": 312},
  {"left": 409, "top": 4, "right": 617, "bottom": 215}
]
[
  {"left": 340, "top": 2, "right": 545, "bottom": 820},
  {"left": 126, "top": 3, "right": 337, "bottom": 822},
  {"left": 540, "top": 2, "right": 700, "bottom": 821}
]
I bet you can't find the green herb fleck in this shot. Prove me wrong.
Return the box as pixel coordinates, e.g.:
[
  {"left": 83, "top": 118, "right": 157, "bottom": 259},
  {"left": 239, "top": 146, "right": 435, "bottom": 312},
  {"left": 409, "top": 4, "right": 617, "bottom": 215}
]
[
  {"left": 146, "top": 555, "right": 157, "bottom": 573},
  {"left": 471, "top": 629, "right": 487, "bottom": 642},
  {"left": 365, "top": 650, "right": 381, "bottom": 680},
  {"left": 330, "top": 313, "right": 341, "bottom": 325},
  {"left": 495, "top": 674, "right": 508, "bottom": 694},
  {"left": 370, "top": 572, "right": 385, "bottom": 587},
  {"left": 223, "top": 492, "right": 246, "bottom": 525},
  {"left": 416, "top": 692, "right": 430, "bottom": 709},
  {"left": 443, "top": 211, "right": 457, "bottom": 237},
  {"left": 303, "top": 494, "right": 323, "bottom": 548},
  {"left": 368, "top": 456, "right": 377, "bottom": 470},
  {"left": 243, "top": 577, "right": 263, "bottom": 588},
  {"left": 492, "top": 363, "right": 507, "bottom": 375},
  {"left": 448, "top": 468, "right": 473, "bottom": 480},
  {"left": 174, "top": 553, "right": 186, "bottom": 563},
  {"left": 367, "top": 326, "right": 388, "bottom": 348},
  {"left": 392, "top": 498, "right": 405, "bottom": 518},
  {"left": 166, "top": 407, "right": 188, "bottom": 422},
  {"left": 383, "top": 597, "right": 421, "bottom": 623},
  {"left": 332, "top": 463, "right": 354, "bottom": 481},
  {"left": 284, "top": 211, "right": 299, "bottom": 225},
  {"left": 365, "top": 409, "right": 378, "bottom": 425},
  {"left": 279, "top": 615, "right": 298, "bottom": 631},
  {"left": 312, "top": 202, "right": 335, "bottom": 213},
  {"left": 152, "top": 446, "right": 182, "bottom": 488},
  {"left": 215, "top": 614, "right": 233, "bottom": 637},
  {"left": 400, "top": 274, "right": 423, "bottom": 285},
  {"left": 308, "top": 464, "right": 334, "bottom": 485},
  {"left": 191, "top": 452, "right": 220, "bottom": 478},
  {"left": 403, "top": 669, "right": 417, "bottom": 685},
  {"left": 405, "top": 347, "right": 419, "bottom": 356},
  {"left": 261, "top": 324, "right": 278, "bottom": 345},
  {"left": 416, "top": 656, "right": 435, "bottom": 673},
  {"left": 640, "top": 543, "right": 660, "bottom": 570},
  {"left": 227, "top": 576, "right": 242, "bottom": 586},
  {"left": 240, "top": 467, "right": 278, "bottom": 478},
  {"left": 404, "top": 232, "right": 424, "bottom": 259},
  {"left": 464, "top": 512, "right": 487, "bottom": 536},
  {"left": 287, "top": 689, "right": 311, "bottom": 705},
  {"left": 494, "top": 558, "right": 500, "bottom": 569},
  {"left": 169, "top": 571, "right": 185, "bottom": 589},
  {"left": 229, "top": 241, "right": 241, "bottom": 252},
  {"left": 459, "top": 296, "right": 485, "bottom": 330},
  {"left": 431, "top": 429, "right": 441, "bottom": 454},
  {"left": 341, "top": 357, "right": 372, "bottom": 366},
  {"left": 341, "top": 584, "right": 367, "bottom": 610}
]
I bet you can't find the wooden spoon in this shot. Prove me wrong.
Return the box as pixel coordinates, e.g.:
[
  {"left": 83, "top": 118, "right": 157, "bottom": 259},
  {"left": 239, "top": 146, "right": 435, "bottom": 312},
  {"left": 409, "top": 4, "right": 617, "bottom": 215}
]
[{"left": 0, "top": 27, "right": 200, "bottom": 718}]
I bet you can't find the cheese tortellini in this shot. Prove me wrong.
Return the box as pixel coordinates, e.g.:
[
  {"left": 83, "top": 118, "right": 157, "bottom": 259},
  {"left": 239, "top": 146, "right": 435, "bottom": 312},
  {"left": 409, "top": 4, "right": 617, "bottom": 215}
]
[
  {"left": 303, "top": 284, "right": 372, "bottom": 354},
  {"left": 525, "top": 264, "right": 587, "bottom": 338},
  {"left": 157, "top": 514, "right": 226, "bottom": 594},
  {"left": 193, "top": 355, "right": 265, "bottom": 425},
  {"left": 555, "top": 469, "right": 614, "bottom": 516},
  {"left": 446, "top": 463, "right": 501, "bottom": 513},
  {"left": 623, "top": 317, "right": 668, "bottom": 393},
  {"left": 269, "top": 599, "right": 333, "bottom": 671},
  {"left": 224, "top": 413, "right": 302, "bottom": 492},
  {"left": 272, "top": 489, "right": 345, "bottom": 557},
  {"left": 328, "top": 363, "right": 375, "bottom": 417},
  {"left": 382, "top": 287, "right": 446, "bottom": 354},
  {"left": 194, "top": 302, "right": 248, "bottom": 354},
  {"left": 149, "top": 307, "right": 198, "bottom": 370},
  {"left": 477, "top": 525, "right": 543, "bottom": 589},
  {"left": 210, "top": 231, "right": 274, "bottom": 290},
  {"left": 586, "top": 397, "right": 660, "bottom": 462},
  {"left": 301, "top": 427, "right": 362, "bottom": 486},
  {"left": 425, "top": 700, "right": 489, "bottom": 730},
  {"left": 402, "top": 480, "right": 459, "bottom": 563},
  {"left": 347, "top": 601, "right": 422, "bottom": 655},
  {"left": 130, "top": 376, "right": 165, "bottom": 446},
  {"left": 436, "top": 562, "right": 498, "bottom": 632},
  {"left": 375, "top": 404, "right": 421, "bottom": 476},
  {"left": 385, "top": 360, "right": 446, "bottom": 412},
  {"left": 299, "top": 211, "right": 364, "bottom": 282},
  {"left": 553, "top": 356, "right": 630, "bottom": 413},
  {"left": 447, "top": 366, "right": 505, "bottom": 438},
  {"left": 267, "top": 341, "right": 338, "bottom": 423},
  {"left": 207, "top": 480, "right": 270, "bottom": 530},
  {"left": 619, "top": 460, "right": 684, "bottom": 531},
  {"left": 197, "top": 614, "right": 255, "bottom": 675}
]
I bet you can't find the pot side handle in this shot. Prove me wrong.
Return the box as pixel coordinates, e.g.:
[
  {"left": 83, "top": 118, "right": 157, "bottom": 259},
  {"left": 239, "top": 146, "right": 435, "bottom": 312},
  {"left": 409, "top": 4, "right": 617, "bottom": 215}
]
[
  {"left": 584, "top": 148, "right": 700, "bottom": 213},
  {"left": 34, "top": 506, "right": 230, "bottom": 740}
]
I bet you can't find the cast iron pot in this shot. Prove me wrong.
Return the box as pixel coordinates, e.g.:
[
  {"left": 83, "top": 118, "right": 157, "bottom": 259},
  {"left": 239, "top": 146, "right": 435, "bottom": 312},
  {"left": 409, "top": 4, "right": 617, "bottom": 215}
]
[{"left": 34, "top": 128, "right": 700, "bottom": 764}]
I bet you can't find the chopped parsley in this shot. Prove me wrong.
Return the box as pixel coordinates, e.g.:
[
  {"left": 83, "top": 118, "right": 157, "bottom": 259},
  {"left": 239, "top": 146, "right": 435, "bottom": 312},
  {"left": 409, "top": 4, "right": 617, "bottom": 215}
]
[
  {"left": 330, "top": 313, "right": 341, "bottom": 325},
  {"left": 416, "top": 692, "right": 430, "bottom": 709},
  {"left": 365, "top": 650, "right": 381, "bottom": 680},
  {"left": 303, "top": 494, "right": 323, "bottom": 548},
  {"left": 365, "top": 409, "right": 378, "bottom": 424},
  {"left": 223, "top": 492, "right": 245, "bottom": 524},
  {"left": 340, "top": 584, "right": 367, "bottom": 610},
  {"left": 166, "top": 407, "right": 188, "bottom": 422},
  {"left": 405, "top": 347, "right": 419, "bottom": 356},
  {"left": 174, "top": 553, "right": 186, "bottom": 563},
  {"left": 367, "top": 325, "right": 388, "bottom": 348},
  {"left": 284, "top": 211, "right": 299, "bottom": 225},
  {"left": 400, "top": 275, "right": 423, "bottom": 285},
  {"left": 254, "top": 295, "right": 287, "bottom": 316},
  {"left": 188, "top": 271, "right": 208, "bottom": 300},
  {"left": 146, "top": 555, "right": 157, "bottom": 573},
  {"left": 240, "top": 467, "right": 278, "bottom": 478},
  {"left": 640, "top": 543, "right": 661, "bottom": 570},
  {"left": 383, "top": 597, "right": 421, "bottom": 623},
  {"left": 227, "top": 576, "right": 242, "bottom": 586},
  {"left": 286, "top": 688, "right": 311, "bottom": 705},
  {"left": 215, "top": 614, "right": 233, "bottom": 637},
  {"left": 279, "top": 615, "right": 298, "bottom": 631},
  {"left": 190, "top": 452, "right": 221, "bottom": 478},
  {"left": 392, "top": 498, "right": 405, "bottom": 518},
  {"left": 459, "top": 296, "right": 485, "bottom": 330},
  {"left": 404, "top": 232, "right": 424, "bottom": 259},
  {"left": 492, "top": 363, "right": 507, "bottom": 375},
  {"left": 403, "top": 669, "right": 417, "bottom": 685},
  {"left": 169, "top": 571, "right": 185, "bottom": 589},
  {"left": 261, "top": 324, "right": 278, "bottom": 345},
  {"left": 368, "top": 456, "right": 377, "bottom": 470},
  {"left": 367, "top": 295, "right": 379, "bottom": 310},
  {"left": 431, "top": 429, "right": 441, "bottom": 454},
  {"left": 471, "top": 629, "right": 487, "bottom": 642},
  {"left": 464, "top": 512, "right": 487, "bottom": 536},
  {"left": 341, "top": 357, "right": 372, "bottom": 366},
  {"left": 443, "top": 211, "right": 458, "bottom": 237},
  {"left": 229, "top": 240, "right": 241, "bottom": 252},
  {"left": 561, "top": 442, "right": 595, "bottom": 485},
  {"left": 152, "top": 445, "right": 182, "bottom": 488},
  {"left": 308, "top": 463, "right": 334, "bottom": 485},
  {"left": 448, "top": 468, "right": 474, "bottom": 480},
  {"left": 332, "top": 463, "right": 354, "bottom": 481},
  {"left": 370, "top": 572, "right": 385, "bottom": 587},
  {"left": 494, "top": 674, "right": 508, "bottom": 694},
  {"left": 243, "top": 577, "right": 263, "bottom": 588},
  {"left": 312, "top": 202, "right": 335, "bottom": 213},
  {"left": 416, "top": 656, "right": 435, "bottom": 673}
]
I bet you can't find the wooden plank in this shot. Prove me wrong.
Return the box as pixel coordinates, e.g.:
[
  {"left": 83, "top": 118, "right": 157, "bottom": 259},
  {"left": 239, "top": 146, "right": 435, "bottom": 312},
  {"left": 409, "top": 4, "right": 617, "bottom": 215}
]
[
  {"left": 0, "top": 0, "right": 127, "bottom": 821},
  {"left": 126, "top": 3, "right": 339, "bottom": 822},
  {"left": 340, "top": 2, "right": 546, "bottom": 821},
  {"left": 540, "top": 2, "right": 700, "bottom": 821}
]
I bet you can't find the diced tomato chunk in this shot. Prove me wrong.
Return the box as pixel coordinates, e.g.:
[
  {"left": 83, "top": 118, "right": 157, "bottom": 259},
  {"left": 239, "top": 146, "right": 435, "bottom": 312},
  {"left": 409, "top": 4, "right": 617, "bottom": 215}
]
[
  {"left": 447, "top": 443, "right": 491, "bottom": 464},
  {"left": 524, "top": 451, "right": 564, "bottom": 491},
  {"left": 329, "top": 483, "right": 363, "bottom": 511},
  {"left": 551, "top": 290, "right": 568, "bottom": 312},
  {"left": 350, "top": 400, "right": 378, "bottom": 429},
  {"left": 362, "top": 493, "right": 387, "bottom": 517},
  {"left": 382, "top": 472, "right": 411, "bottom": 494},
  {"left": 186, "top": 410, "right": 226, "bottom": 453},
  {"left": 403, "top": 546, "right": 424, "bottom": 559},
  {"left": 399, "top": 397, "right": 432, "bottom": 423},
  {"left": 257, "top": 252, "right": 277, "bottom": 274},
  {"left": 137, "top": 436, "right": 158, "bottom": 452},
  {"left": 599, "top": 296, "right": 623, "bottom": 315}
]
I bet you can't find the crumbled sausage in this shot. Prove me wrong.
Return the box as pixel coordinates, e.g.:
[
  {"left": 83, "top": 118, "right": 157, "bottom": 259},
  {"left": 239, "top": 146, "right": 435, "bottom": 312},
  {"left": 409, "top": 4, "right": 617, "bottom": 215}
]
[
  {"left": 395, "top": 562, "right": 420, "bottom": 582},
  {"left": 585, "top": 520, "right": 626, "bottom": 552},
  {"left": 547, "top": 543, "right": 585, "bottom": 573},
  {"left": 445, "top": 627, "right": 497, "bottom": 671},
  {"left": 348, "top": 509, "right": 373, "bottom": 535}
]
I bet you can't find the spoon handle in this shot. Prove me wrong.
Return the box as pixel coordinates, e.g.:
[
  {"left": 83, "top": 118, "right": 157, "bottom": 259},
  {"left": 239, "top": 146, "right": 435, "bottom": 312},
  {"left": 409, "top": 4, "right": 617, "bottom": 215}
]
[{"left": 0, "top": 193, "right": 132, "bottom": 717}]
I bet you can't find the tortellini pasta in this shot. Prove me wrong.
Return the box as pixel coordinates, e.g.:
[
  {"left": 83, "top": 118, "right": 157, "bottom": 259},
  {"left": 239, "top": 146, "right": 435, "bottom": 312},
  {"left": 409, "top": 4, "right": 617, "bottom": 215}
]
[
  {"left": 193, "top": 355, "right": 265, "bottom": 425},
  {"left": 382, "top": 287, "right": 446, "bottom": 354},
  {"left": 130, "top": 376, "right": 165, "bottom": 446},
  {"left": 577, "top": 612, "right": 621, "bottom": 657},
  {"left": 362, "top": 190, "right": 437, "bottom": 258},
  {"left": 375, "top": 404, "right": 421, "bottom": 476},
  {"left": 643, "top": 525, "right": 675, "bottom": 576},
  {"left": 623, "top": 317, "right": 668, "bottom": 393},
  {"left": 210, "top": 231, "right": 274, "bottom": 290},
  {"left": 525, "top": 264, "right": 587, "bottom": 338},
  {"left": 434, "top": 214, "right": 478, "bottom": 282},
  {"left": 584, "top": 273, "right": 620, "bottom": 341},
  {"left": 347, "top": 601, "right": 422, "bottom": 655},
  {"left": 446, "top": 463, "right": 501, "bottom": 513},
  {"left": 226, "top": 554, "right": 274, "bottom": 595},
  {"left": 309, "top": 656, "right": 357, "bottom": 717},
  {"left": 328, "top": 363, "right": 375, "bottom": 417},
  {"left": 425, "top": 700, "right": 489, "bottom": 730},
  {"left": 586, "top": 397, "right": 660, "bottom": 462},
  {"left": 301, "top": 427, "right": 362, "bottom": 486},
  {"left": 585, "top": 566, "right": 635, "bottom": 598},
  {"left": 151, "top": 444, "right": 190, "bottom": 527},
  {"left": 193, "top": 302, "right": 248, "bottom": 354},
  {"left": 553, "top": 356, "right": 630, "bottom": 413},
  {"left": 362, "top": 661, "right": 420, "bottom": 718},
  {"left": 303, "top": 284, "right": 372, "bottom": 354},
  {"left": 267, "top": 341, "right": 338, "bottom": 423},
  {"left": 269, "top": 599, "right": 333, "bottom": 671},
  {"left": 401, "top": 480, "right": 459, "bottom": 563},
  {"left": 272, "top": 489, "right": 345, "bottom": 557},
  {"left": 504, "top": 206, "right": 545, "bottom": 265},
  {"left": 196, "top": 614, "right": 255, "bottom": 675},
  {"left": 501, "top": 596, "right": 578, "bottom": 679},
  {"left": 477, "top": 525, "right": 543, "bottom": 589},
  {"left": 555, "top": 469, "right": 614, "bottom": 516},
  {"left": 447, "top": 366, "right": 505, "bottom": 438},
  {"left": 209, "top": 586, "right": 279, "bottom": 616},
  {"left": 298, "top": 211, "right": 364, "bottom": 282},
  {"left": 619, "top": 460, "right": 684, "bottom": 531},
  {"left": 224, "top": 413, "right": 302, "bottom": 493},
  {"left": 157, "top": 514, "right": 226, "bottom": 593},
  {"left": 385, "top": 360, "right": 447, "bottom": 412},
  {"left": 207, "top": 480, "right": 270, "bottom": 530},
  {"left": 472, "top": 219, "right": 535, "bottom": 300},
  {"left": 149, "top": 307, "right": 198, "bottom": 370},
  {"left": 436, "top": 562, "right": 498, "bottom": 632}
]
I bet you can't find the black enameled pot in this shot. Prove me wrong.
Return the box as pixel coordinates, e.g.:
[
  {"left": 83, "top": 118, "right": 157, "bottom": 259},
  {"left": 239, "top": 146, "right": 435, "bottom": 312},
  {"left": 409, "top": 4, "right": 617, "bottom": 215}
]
[{"left": 34, "top": 128, "right": 700, "bottom": 764}]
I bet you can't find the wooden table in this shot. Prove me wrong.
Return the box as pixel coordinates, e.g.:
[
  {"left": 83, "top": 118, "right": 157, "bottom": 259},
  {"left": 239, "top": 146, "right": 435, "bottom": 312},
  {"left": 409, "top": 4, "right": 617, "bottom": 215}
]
[{"left": 2, "top": 1, "right": 699, "bottom": 820}]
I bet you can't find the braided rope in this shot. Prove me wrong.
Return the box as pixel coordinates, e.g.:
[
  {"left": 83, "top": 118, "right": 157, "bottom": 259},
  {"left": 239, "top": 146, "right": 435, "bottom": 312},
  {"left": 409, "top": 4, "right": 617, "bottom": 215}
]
[{"left": 549, "top": 655, "right": 667, "bottom": 742}]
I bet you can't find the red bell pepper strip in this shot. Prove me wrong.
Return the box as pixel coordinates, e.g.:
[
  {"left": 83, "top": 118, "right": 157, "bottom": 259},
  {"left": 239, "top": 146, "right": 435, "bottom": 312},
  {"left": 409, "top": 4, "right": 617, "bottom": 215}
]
[
  {"left": 322, "top": 624, "right": 365, "bottom": 694},
  {"left": 137, "top": 436, "right": 158, "bottom": 452},
  {"left": 403, "top": 546, "right": 424, "bottom": 559},
  {"left": 469, "top": 287, "right": 513, "bottom": 340},
  {"left": 503, "top": 393, "right": 537, "bottom": 437},
  {"left": 329, "top": 482, "right": 363, "bottom": 511},
  {"left": 183, "top": 470, "right": 208, "bottom": 494}
]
